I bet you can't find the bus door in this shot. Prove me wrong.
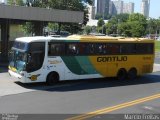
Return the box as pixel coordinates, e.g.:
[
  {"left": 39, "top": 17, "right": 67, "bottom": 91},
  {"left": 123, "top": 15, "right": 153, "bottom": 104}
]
[{"left": 26, "top": 42, "right": 45, "bottom": 73}]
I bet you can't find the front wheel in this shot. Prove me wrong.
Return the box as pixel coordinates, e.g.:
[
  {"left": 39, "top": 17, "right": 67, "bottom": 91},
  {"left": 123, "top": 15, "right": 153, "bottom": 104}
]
[{"left": 46, "top": 72, "right": 59, "bottom": 86}]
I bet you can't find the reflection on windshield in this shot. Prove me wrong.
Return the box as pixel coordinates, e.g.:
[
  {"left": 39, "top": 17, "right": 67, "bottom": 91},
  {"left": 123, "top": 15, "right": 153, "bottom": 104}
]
[{"left": 9, "top": 50, "right": 27, "bottom": 72}]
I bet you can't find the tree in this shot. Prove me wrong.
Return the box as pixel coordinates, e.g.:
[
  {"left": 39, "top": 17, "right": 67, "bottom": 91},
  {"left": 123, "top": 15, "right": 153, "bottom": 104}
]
[
  {"left": 147, "top": 18, "right": 160, "bottom": 36},
  {"left": 83, "top": 25, "right": 91, "bottom": 35},
  {"left": 7, "top": 0, "right": 24, "bottom": 6},
  {"left": 97, "top": 18, "right": 105, "bottom": 34},
  {"left": 118, "top": 22, "right": 132, "bottom": 37},
  {"left": 97, "top": 18, "right": 105, "bottom": 27},
  {"left": 128, "top": 13, "right": 147, "bottom": 37},
  {"left": 130, "top": 21, "right": 145, "bottom": 37}
]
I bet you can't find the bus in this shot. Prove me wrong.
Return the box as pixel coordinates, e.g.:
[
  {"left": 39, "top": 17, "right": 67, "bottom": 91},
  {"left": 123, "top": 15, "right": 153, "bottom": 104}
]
[{"left": 8, "top": 35, "right": 155, "bottom": 85}]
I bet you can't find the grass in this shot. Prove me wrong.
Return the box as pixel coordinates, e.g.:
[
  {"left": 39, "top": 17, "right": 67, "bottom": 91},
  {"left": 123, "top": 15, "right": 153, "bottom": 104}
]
[{"left": 155, "top": 41, "right": 160, "bottom": 52}]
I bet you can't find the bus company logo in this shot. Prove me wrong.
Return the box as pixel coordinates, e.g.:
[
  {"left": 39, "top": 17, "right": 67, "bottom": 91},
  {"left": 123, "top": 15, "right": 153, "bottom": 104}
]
[
  {"left": 97, "top": 56, "right": 128, "bottom": 62},
  {"left": 48, "top": 60, "right": 62, "bottom": 64}
]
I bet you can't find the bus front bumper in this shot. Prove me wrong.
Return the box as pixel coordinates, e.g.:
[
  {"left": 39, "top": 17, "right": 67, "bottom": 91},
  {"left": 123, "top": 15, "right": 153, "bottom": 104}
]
[{"left": 8, "top": 70, "right": 25, "bottom": 83}]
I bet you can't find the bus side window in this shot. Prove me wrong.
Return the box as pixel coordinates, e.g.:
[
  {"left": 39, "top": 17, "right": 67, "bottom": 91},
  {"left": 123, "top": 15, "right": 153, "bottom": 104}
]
[
  {"left": 107, "top": 44, "right": 120, "bottom": 54},
  {"left": 136, "top": 43, "right": 154, "bottom": 54},
  {"left": 67, "top": 43, "right": 79, "bottom": 55},
  {"left": 120, "top": 44, "right": 136, "bottom": 54},
  {"left": 87, "top": 43, "right": 95, "bottom": 55},
  {"left": 48, "top": 43, "right": 65, "bottom": 56},
  {"left": 95, "top": 43, "right": 106, "bottom": 55},
  {"left": 78, "top": 43, "right": 86, "bottom": 55}
]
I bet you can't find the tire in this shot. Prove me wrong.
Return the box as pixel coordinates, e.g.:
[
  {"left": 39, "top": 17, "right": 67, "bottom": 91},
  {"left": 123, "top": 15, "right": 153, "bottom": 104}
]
[
  {"left": 117, "top": 68, "right": 127, "bottom": 80},
  {"left": 46, "top": 72, "right": 59, "bottom": 86},
  {"left": 128, "top": 68, "right": 137, "bottom": 80}
]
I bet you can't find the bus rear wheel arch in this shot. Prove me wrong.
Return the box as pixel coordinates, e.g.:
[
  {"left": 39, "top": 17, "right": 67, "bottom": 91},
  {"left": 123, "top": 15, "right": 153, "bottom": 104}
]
[
  {"left": 117, "top": 68, "right": 127, "bottom": 80},
  {"left": 127, "top": 68, "right": 137, "bottom": 80},
  {"left": 46, "top": 72, "right": 59, "bottom": 86}
]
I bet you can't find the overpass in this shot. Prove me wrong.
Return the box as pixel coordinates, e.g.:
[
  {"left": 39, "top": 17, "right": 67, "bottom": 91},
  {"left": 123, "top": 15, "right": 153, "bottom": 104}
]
[{"left": 0, "top": 4, "right": 84, "bottom": 61}]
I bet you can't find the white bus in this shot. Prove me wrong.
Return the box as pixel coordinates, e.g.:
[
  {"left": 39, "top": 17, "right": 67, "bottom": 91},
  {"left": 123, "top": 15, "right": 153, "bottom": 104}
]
[{"left": 8, "top": 35, "right": 154, "bottom": 85}]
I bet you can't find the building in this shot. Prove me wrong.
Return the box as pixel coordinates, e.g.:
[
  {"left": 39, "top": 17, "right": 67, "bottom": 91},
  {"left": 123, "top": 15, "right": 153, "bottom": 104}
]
[
  {"left": 91, "top": 6, "right": 96, "bottom": 19},
  {"left": 96, "top": 0, "right": 110, "bottom": 17},
  {"left": 111, "top": 0, "right": 123, "bottom": 15},
  {"left": 123, "top": 2, "right": 134, "bottom": 14},
  {"left": 141, "top": 0, "right": 150, "bottom": 18}
]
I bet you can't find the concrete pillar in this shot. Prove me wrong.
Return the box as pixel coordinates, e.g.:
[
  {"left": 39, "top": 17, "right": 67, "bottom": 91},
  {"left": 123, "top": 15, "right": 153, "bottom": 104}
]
[
  {"left": 1, "top": 20, "right": 10, "bottom": 61},
  {"left": 33, "top": 21, "right": 44, "bottom": 36}
]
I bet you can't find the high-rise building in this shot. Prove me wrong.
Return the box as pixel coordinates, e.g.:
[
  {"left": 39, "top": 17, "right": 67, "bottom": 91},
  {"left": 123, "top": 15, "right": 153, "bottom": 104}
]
[
  {"left": 111, "top": 0, "right": 123, "bottom": 15},
  {"left": 141, "top": 0, "right": 150, "bottom": 18},
  {"left": 96, "top": 0, "right": 110, "bottom": 16},
  {"left": 123, "top": 2, "right": 134, "bottom": 14}
]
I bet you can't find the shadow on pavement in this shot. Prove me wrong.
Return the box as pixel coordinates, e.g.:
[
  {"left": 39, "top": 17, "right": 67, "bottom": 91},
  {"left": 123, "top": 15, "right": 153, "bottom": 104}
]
[
  {"left": 0, "top": 67, "right": 8, "bottom": 73},
  {"left": 15, "top": 73, "right": 160, "bottom": 92}
]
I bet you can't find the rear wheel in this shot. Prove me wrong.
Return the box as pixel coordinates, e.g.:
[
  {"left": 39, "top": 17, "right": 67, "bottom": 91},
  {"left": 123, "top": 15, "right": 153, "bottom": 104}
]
[
  {"left": 128, "top": 68, "right": 137, "bottom": 80},
  {"left": 117, "top": 68, "right": 127, "bottom": 80},
  {"left": 46, "top": 72, "right": 59, "bottom": 86}
]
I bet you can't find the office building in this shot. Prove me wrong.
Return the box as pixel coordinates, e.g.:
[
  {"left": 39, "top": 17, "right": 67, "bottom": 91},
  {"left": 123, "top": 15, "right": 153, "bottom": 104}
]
[
  {"left": 123, "top": 2, "right": 134, "bottom": 14},
  {"left": 96, "top": 0, "right": 110, "bottom": 16},
  {"left": 111, "top": 0, "right": 123, "bottom": 15},
  {"left": 141, "top": 0, "right": 150, "bottom": 18}
]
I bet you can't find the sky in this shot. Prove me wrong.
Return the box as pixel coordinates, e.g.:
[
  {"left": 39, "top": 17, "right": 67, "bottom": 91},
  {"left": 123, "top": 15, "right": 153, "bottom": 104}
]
[{"left": 122, "top": 0, "right": 160, "bottom": 19}]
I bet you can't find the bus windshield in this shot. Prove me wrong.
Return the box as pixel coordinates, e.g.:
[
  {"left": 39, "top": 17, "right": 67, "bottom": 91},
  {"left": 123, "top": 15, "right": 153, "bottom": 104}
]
[
  {"left": 9, "top": 49, "right": 27, "bottom": 72},
  {"left": 9, "top": 41, "right": 45, "bottom": 73}
]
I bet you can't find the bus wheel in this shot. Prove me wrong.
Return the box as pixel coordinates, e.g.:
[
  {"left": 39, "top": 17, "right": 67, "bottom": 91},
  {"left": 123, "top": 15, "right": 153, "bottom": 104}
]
[
  {"left": 46, "top": 72, "right": 59, "bottom": 86},
  {"left": 128, "top": 68, "right": 137, "bottom": 80},
  {"left": 117, "top": 68, "right": 127, "bottom": 80}
]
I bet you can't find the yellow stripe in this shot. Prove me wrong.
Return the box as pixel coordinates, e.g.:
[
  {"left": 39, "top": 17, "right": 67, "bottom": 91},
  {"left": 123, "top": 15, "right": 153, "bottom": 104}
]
[{"left": 66, "top": 93, "right": 160, "bottom": 120}]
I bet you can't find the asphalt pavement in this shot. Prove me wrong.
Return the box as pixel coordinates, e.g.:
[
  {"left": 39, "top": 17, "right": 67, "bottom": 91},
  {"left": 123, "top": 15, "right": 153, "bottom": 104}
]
[{"left": 0, "top": 72, "right": 159, "bottom": 117}]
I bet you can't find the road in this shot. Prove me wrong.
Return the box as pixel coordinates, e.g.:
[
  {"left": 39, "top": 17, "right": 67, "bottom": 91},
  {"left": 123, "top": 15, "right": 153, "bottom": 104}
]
[{"left": 0, "top": 71, "right": 160, "bottom": 120}]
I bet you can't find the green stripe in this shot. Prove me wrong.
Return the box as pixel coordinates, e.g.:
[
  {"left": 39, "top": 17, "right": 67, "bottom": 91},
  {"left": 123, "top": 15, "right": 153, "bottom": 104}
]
[{"left": 61, "top": 56, "right": 97, "bottom": 75}]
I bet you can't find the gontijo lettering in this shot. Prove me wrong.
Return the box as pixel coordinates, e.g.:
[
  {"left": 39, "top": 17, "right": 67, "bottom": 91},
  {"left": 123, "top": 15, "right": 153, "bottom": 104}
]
[{"left": 97, "top": 56, "right": 128, "bottom": 62}]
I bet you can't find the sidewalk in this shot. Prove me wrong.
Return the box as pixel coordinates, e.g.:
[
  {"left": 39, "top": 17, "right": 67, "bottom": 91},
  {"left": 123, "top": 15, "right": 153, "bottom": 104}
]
[{"left": 153, "top": 64, "right": 160, "bottom": 72}]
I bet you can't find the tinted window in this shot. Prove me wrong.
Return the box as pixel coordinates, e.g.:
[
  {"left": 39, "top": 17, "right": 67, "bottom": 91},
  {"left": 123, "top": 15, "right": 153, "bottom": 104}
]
[
  {"left": 48, "top": 43, "right": 65, "bottom": 56},
  {"left": 136, "top": 43, "right": 153, "bottom": 54},
  {"left": 29, "top": 42, "right": 45, "bottom": 52},
  {"left": 27, "top": 42, "right": 45, "bottom": 72},
  {"left": 13, "top": 41, "right": 28, "bottom": 51},
  {"left": 67, "top": 43, "right": 79, "bottom": 55},
  {"left": 120, "top": 44, "right": 136, "bottom": 54},
  {"left": 95, "top": 43, "right": 107, "bottom": 54},
  {"left": 106, "top": 44, "right": 120, "bottom": 54}
]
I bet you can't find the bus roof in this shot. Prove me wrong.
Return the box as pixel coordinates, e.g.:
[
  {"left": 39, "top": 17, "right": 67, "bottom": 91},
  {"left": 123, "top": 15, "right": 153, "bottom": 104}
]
[
  {"left": 15, "top": 35, "right": 154, "bottom": 43},
  {"left": 67, "top": 35, "right": 154, "bottom": 43}
]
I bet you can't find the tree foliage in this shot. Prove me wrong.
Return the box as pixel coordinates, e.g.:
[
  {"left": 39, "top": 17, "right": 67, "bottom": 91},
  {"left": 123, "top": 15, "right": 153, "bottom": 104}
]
[
  {"left": 7, "top": 0, "right": 24, "bottom": 5},
  {"left": 106, "top": 13, "right": 148, "bottom": 37},
  {"left": 83, "top": 25, "right": 91, "bottom": 35},
  {"left": 97, "top": 18, "right": 105, "bottom": 27}
]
